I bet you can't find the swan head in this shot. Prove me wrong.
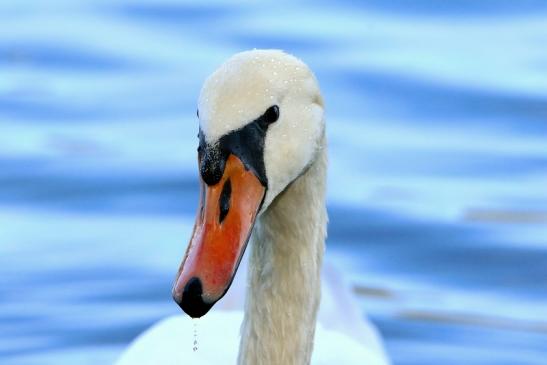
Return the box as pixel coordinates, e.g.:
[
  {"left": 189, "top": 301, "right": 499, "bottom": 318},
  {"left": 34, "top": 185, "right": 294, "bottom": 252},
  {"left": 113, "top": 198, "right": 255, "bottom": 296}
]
[{"left": 173, "top": 50, "right": 324, "bottom": 318}]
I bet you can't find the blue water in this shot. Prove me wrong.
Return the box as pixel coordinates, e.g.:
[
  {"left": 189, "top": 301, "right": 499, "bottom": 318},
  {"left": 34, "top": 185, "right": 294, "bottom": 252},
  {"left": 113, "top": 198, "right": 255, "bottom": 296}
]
[{"left": 1, "top": 1, "right": 547, "bottom": 364}]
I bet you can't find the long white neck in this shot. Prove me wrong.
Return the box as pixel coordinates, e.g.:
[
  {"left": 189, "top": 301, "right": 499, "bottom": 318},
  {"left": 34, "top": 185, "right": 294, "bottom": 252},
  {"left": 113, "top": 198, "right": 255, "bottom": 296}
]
[{"left": 238, "top": 139, "right": 328, "bottom": 365}]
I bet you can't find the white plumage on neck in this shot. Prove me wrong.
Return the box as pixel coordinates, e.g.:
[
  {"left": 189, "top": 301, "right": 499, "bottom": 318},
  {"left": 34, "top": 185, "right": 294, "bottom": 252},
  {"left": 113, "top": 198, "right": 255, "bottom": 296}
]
[
  {"left": 115, "top": 50, "right": 390, "bottom": 365},
  {"left": 239, "top": 135, "right": 327, "bottom": 365}
]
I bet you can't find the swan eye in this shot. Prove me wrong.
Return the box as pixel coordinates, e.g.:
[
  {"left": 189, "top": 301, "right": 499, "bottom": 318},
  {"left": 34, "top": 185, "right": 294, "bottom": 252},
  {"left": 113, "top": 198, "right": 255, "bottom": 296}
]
[
  {"left": 197, "top": 109, "right": 200, "bottom": 118},
  {"left": 262, "top": 105, "right": 279, "bottom": 125}
]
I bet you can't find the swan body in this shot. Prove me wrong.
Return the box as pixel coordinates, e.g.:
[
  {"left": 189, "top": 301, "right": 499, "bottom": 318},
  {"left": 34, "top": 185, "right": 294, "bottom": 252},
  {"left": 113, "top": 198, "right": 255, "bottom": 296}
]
[
  {"left": 116, "top": 311, "right": 385, "bottom": 365},
  {"left": 116, "top": 261, "right": 389, "bottom": 365},
  {"left": 115, "top": 50, "right": 390, "bottom": 365}
]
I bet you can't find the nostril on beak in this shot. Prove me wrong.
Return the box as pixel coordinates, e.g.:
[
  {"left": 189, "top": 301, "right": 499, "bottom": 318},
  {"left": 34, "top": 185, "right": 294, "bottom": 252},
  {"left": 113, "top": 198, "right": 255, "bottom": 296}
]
[
  {"left": 219, "top": 179, "right": 231, "bottom": 223},
  {"left": 173, "top": 277, "right": 213, "bottom": 318}
]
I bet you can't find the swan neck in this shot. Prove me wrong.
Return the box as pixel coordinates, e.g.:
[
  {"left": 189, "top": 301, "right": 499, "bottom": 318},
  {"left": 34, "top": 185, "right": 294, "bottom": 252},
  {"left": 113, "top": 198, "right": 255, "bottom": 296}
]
[{"left": 238, "top": 142, "right": 328, "bottom": 365}]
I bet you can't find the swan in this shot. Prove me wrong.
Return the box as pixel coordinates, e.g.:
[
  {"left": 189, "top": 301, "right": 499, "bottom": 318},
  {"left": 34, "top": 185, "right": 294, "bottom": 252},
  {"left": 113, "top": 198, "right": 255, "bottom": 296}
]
[{"left": 115, "top": 50, "right": 390, "bottom": 365}]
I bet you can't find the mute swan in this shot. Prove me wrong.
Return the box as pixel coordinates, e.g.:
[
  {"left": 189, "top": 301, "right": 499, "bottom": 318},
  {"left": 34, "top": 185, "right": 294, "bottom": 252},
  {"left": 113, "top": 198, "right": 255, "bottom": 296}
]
[{"left": 116, "top": 50, "right": 390, "bottom": 365}]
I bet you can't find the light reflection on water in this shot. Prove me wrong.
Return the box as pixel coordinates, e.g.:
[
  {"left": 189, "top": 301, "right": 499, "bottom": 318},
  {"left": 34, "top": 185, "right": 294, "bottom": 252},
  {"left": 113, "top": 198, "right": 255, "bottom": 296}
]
[{"left": 1, "top": 1, "right": 546, "bottom": 364}]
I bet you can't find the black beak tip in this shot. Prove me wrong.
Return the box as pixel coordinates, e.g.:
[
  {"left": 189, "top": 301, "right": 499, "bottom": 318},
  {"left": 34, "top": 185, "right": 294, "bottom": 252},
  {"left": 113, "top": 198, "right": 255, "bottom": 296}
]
[{"left": 172, "top": 277, "right": 213, "bottom": 318}]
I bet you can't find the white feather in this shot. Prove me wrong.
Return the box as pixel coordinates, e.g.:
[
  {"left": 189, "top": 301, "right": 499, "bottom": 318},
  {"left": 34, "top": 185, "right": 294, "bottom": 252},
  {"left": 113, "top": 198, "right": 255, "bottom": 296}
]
[{"left": 115, "top": 50, "right": 390, "bottom": 365}]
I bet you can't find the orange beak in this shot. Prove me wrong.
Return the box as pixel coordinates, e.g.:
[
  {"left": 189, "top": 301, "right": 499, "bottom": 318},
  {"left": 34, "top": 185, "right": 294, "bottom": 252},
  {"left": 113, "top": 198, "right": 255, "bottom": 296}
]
[{"left": 172, "top": 154, "right": 266, "bottom": 317}]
